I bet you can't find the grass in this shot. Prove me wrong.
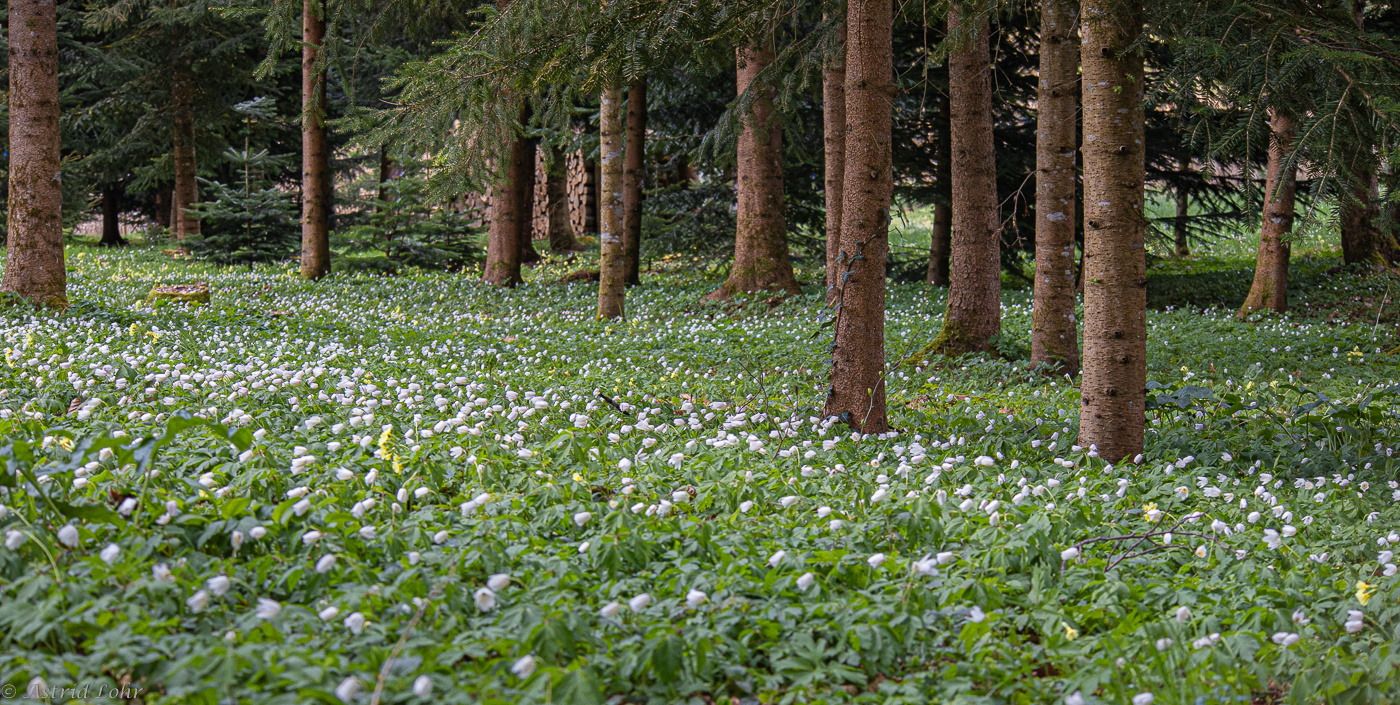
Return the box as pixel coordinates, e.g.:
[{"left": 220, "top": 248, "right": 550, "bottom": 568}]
[{"left": 0, "top": 238, "right": 1398, "bottom": 704}]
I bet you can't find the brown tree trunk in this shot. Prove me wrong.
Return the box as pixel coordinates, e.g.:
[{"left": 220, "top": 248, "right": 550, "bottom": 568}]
[
  {"left": 3, "top": 0, "right": 67, "bottom": 307},
  {"left": 1173, "top": 169, "right": 1190, "bottom": 257},
  {"left": 597, "top": 85, "right": 627, "bottom": 318},
  {"left": 300, "top": 0, "right": 331, "bottom": 280},
  {"left": 1078, "top": 0, "right": 1146, "bottom": 463},
  {"left": 377, "top": 144, "right": 397, "bottom": 206},
  {"left": 546, "top": 145, "right": 580, "bottom": 252},
  {"left": 519, "top": 137, "right": 541, "bottom": 265},
  {"left": 483, "top": 108, "right": 530, "bottom": 286},
  {"left": 823, "top": 16, "right": 847, "bottom": 300},
  {"left": 154, "top": 185, "right": 172, "bottom": 230},
  {"left": 1338, "top": 2, "right": 1400, "bottom": 269},
  {"left": 927, "top": 92, "right": 951, "bottom": 286},
  {"left": 584, "top": 158, "right": 599, "bottom": 234},
  {"left": 825, "top": 0, "right": 892, "bottom": 434},
  {"left": 713, "top": 45, "right": 801, "bottom": 299},
  {"left": 100, "top": 190, "right": 127, "bottom": 246},
  {"left": 623, "top": 78, "right": 648, "bottom": 286},
  {"left": 1340, "top": 169, "right": 1400, "bottom": 268},
  {"left": 172, "top": 48, "right": 200, "bottom": 240},
  {"left": 1030, "top": 0, "right": 1080, "bottom": 376},
  {"left": 924, "top": 6, "right": 1000, "bottom": 356},
  {"left": 1238, "top": 111, "right": 1295, "bottom": 316}
]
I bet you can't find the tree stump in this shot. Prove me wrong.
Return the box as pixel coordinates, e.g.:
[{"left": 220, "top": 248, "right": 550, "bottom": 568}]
[{"left": 149, "top": 282, "right": 210, "bottom": 304}]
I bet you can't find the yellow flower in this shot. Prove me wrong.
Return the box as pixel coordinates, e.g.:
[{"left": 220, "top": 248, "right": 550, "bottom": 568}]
[
  {"left": 58, "top": 437, "right": 74, "bottom": 451},
  {"left": 1357, "top": 581, "right": 1377, "bottom": 606},
  {"left": 572, "top": 473, "right": 584, "bottom": 483},
  {"left": 1063, "top": 623, "right": 1079, "bottom": 640}
]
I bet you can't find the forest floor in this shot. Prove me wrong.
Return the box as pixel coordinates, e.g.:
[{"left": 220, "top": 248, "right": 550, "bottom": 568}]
[{"left": 1, "top": 241, "right": 1399, "bottom": 704}]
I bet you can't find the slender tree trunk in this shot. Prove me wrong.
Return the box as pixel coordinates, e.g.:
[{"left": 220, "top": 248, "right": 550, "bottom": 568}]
[
  {"left": 924, "top": 5, "right": 1000, "bottom": 356},
  {"left": 100, "top": 190, "right": 127, "bottom": 246},
  {"left": 546, "top": 145, "right": 580, "bottom": 252},
  {"left": 825, "top": 0, "right": 892, "bottom": 434},
  {"left": 583, "top": 157, "right": 599, "bottom": 234},
  {"left": 1173, "top": 166, "right": 1190, "bottom": 256},
  {"left": 597, "top": 85, "right": 627, "bottom": 318},
  {"left": 713, "top": 45, "right": 801, "bottom": 299},
  {"left": 623, "top": 78, "right": 648, "bottom": 286},
  {"left": 1030, "top": 0, "right": 1080, "bottom": 376},
  {"left": 171, "top": 47, "right": 200, "bottom": 240},
  {"left": 3, "top": 0, "right": 67, "bottom": 307},
  {"left": 1238, "top": 111, "right": 1295, "bottom": 316},
  {"left": 484, "top": 107, "right": 530, "bottom": 286},
  {"left": 377, "top": 144, "right": 396, "bottom": 206},
  {"left": 300, "top": 0, "right": 331, "bottom": 280},
  {"left": 823, "top": 16, "right": 847, "bottom": 300},
  {"left": 927, "top": 92, "right": 952, "bottom": 286},
  {"left": 519, "top": 137, "right": 541, "bottom": 265},
  {"left": 1078, "top": 0, "right": 1146, "bottom": 463},
  {"left": 154, "top": 185, "right": 172, "bottom": 230}
]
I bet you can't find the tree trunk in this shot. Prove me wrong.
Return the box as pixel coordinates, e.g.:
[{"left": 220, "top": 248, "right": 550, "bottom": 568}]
[
  {"left": 100, "top": 190, "right": 127, "bottom": 246},
  {"left": 300, "top": 0, "right": 331, "bottom": 280},
  {"left": 1030, "top": 0, "right": 1080, "bottom": 376},
  {"left": 377, "top": 144, "right": 397, "bottom": 206},
  {"left": 546, "top": 145, "right": 580, "bottom": 252},
  {"left": 1173, "top": 166, "right": 1190, "bottom": 256},
  {"left": 172, "top": 48, "right": 200, "bottom": 240},
  {"left": 3, "top": 0, "right": 67, "bottom": 307},
  {"left": 519, "top": 137, "right": 541, "bottom": 265},
  {"left": 924, "top": 5, "right": 1000, "bottom": 356},
  {"left": 623, "top": 78, "right": 648, "bottom": 286},
  {"left": 1238, "top": 111, "right": 1295, "bottom": 316},
  {"left": 1078, "top": 0, "right": 1146, "bottom": 463},
  {"left": 584, "top": 158, "right": 599, "bottom": 234},
  {"left": 1340, "top": 169, "right": 1400, "bottom": 268},
  {"left": 823, "top": 15, "right": 847, "bottom": 300},
  {"left": 927, "top": 92, "right": 951, "bottom": 286},
  {"left": 597, "top": 85, "right": 627, "bottom": 318},
  {"left": 483, "top": 107, "right": 530, "bottom": 286},
  {"left": 824, "top": 0, "right": 892, "bottom": 434},
  {"left": 1338, "top": 1, "right": 1400, "bottom": 269},
  {"left": 712, "top": 45, "right": 801, "bottom": 299},
  {"left": 154, "top": 185, "right": 172, "bottom": 230}
]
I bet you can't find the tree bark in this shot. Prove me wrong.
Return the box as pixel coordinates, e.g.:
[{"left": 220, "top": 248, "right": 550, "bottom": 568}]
[
  {"left": 3, "top": 0, "right": 67, "bottom": 307},
  {"left": 1238, "top": 111, "right": 1295, "bottom": 316},
  {"left": 172, "top": 47, "right": 200, "bottom": 240},
  {"left": 519, "top": 137, "right": 541, "bottom": 265},
  {"left": 713, "top": 45, "right": 801, "bottom": 299},
  {"left": 377, "top": 144, "right": 397, "bottom": 206},
  {"left": 927, "top": 92, "right": 951, "bottom": 287},
  {"left": 1078, "top": 0, "right": 1146, "bottom": 463},
  {"left": 483, "top": 107, "right": 530, "bottom": 286},
  {"left": 1030, "top": 0, "right": 1080, "bottom": 376},
  {"left": 925, "top": 5, "right": 1000, "bottom": 356},
  {"left": 546, "top": 145, "right": 580, "bottom": 252},
  {"left": 1173, "top": 166, "right": 1190, "bottom": 256},
  {"left": 823, "top": 15, "right": 847, "bottom": 300},
  {"left": 597, "top": 85, "right": 627, "bottom": 318},
  {"left": 824, "top": 0, "right": 892, "bottom": 434},
  {"left": 154, "top": 185, "right": 172, "bottom": 230},
  {"left": 100, "top": 190, "right": 127, "bottom": 246},
  {"left": 623, "top": 78, "right": 648, "bottom": 286},
  {"left": 1338, "top": 1, "right": 1400, "bottom": 269},
  {"left": 300, "top": 0, "right": 331, "bottom": 280}
]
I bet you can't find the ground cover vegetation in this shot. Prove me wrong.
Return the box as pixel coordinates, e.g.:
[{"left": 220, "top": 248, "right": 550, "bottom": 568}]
[{"left": 6, "top": 0, "right": 1400, "bottom": 702}]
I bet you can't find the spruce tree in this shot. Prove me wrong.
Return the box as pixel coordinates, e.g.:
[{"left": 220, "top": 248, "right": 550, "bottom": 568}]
[
  {"left": 1030, "top": 0, "right": 1081, "bottom": 375},
  {"left": 826, "top": 0, "right": 893, "bottom": 433},
  {"left": 1078, "top": 0, "right": 1146, "bottom": 462},
  {"left": 4, "top": 0, "right": 68, "bottom": 307}
]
